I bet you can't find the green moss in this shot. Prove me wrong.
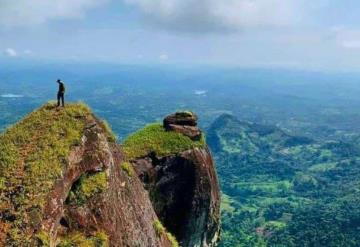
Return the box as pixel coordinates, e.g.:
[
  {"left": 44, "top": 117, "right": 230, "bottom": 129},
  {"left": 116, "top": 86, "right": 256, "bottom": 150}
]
[
  {"left": 58, "top": 231, "right": 109, "bottom": 247},
  {"left": 123, "top": 123, "right": 206, "bottom": 160},
  {"left": 153, "top": 220, "right": 179, "bottom": 247},
  {"left": 153, "top": 219, "right": 166, "bottom": 235},
  {"left": 92, "top": 231, "right": 109, "bottom": 246},
  {"left": 100, "top": 120, "right": 117, "bottom": 143},
  {"left": 121, "top": 162, "right": 134, "bottom": 177},
  {"left": 166, "top": 232, "right": 180, "bottom": 247},
  {"left": 67, "top": 172, "right": 108, "bottom": 205},
  {"left": 0, "top": 102, "right": 92, "bottom": 244},
  {"left": 36, "top": 231, "right": 51, "bottom": 246},
  {"left": 0, "top": 177, "right": 5, "bottom": 191}
]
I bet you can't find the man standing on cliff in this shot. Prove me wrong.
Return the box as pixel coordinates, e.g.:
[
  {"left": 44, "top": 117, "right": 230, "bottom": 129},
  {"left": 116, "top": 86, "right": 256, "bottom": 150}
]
[{"left": 56, "top": 79, "right": 65, "bottom": 107}]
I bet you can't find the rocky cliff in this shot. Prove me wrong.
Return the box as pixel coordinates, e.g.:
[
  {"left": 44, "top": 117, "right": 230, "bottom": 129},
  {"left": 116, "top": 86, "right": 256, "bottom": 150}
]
[
  {"left": 0, "top": 103, "right": 220, "bottom": 247},
  {"left": 124, "top": 112, "right": 221, "bottom": 247}
]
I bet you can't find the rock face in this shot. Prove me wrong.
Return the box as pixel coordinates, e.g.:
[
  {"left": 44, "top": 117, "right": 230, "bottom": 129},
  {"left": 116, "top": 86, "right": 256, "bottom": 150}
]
[
  {"left": 132, "top": 112, "right": 221, "bottom": 247},
  {"left": 163, "top": 112, "right": 202, "bottom": 141},
  {"left": 0, "top": 105, "right": 220, "bottom": 247},
  {"left": 0, "top": 104, "right": 173, "bottom": 247},
  {"left": 43, "top": 119, "right": 172, "bottom": 247}
]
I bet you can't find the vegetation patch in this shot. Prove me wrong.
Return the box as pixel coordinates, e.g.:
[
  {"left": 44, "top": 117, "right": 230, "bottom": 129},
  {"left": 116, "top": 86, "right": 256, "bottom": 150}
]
[
  {"left": 153, "top": 220, "right": 179, "bottom": 247},
  {"left": 308, "top": 162, "right": 337, "bottom": 172},
  {"left": 100, "top": 120, "right": 117, "bottom": 143},
  {"left": 67, "top": 171, "right": 108, "bottom": 205},
  {"left": 0, "top": 102, "right": 92, "bottom": 244},
  {"left": 123, "top": 123, "right": 206, "bottom": 160},
  {"left": 166, "top": 232, "right": 180, "bottom": 247},
  {"left": 36, "top": 231, "right": 51, "bottom": 246},
  {"left": 153, "top": 219, "right": 166, "bottom": 236},
  {"left": 221, "top": 194, "right": 236, "bottom": 213},
  {"left": 264, "top": 220, "right": 287, "bottom": 231},
  {"left": 121, "top": 162, "right": 134, "bottom": 177},
  {"left": 58, "top": 231, "right": 109, "bottom": 247}
]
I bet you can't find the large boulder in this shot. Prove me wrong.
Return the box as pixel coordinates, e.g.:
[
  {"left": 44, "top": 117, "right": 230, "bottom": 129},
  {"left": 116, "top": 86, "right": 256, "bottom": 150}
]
[
  {"left": 163, "top": 112, "right": 202, "bottom": 141},
  {"left": 163, "top": 112, "right": 198, "bottom": 128}
]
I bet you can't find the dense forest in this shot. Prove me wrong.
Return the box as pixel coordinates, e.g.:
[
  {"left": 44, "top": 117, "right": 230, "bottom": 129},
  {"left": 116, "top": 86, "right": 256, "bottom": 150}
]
[{"left": 208, "top": 114, "right": 360, "bottom": 246}]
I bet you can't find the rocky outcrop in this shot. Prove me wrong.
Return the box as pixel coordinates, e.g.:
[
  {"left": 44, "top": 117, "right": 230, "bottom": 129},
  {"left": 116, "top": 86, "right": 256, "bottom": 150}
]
[
  {"left": 43, "top": 119, "right": 172, "bottom": 247},
  {"left": 0, "top": 105, "right": 220, "bottom": 247},
  {"left": 132, "top": 112, "right": 221, "bottom": 247},
  {"left": 164, "top": 112, "right": 198, "bottom": 128},
  {"left": 0, "top": 104, "right": 174, "bottom": 247},
  {"left": 164, "top": 112, "right": 202, "bottom": 141}
]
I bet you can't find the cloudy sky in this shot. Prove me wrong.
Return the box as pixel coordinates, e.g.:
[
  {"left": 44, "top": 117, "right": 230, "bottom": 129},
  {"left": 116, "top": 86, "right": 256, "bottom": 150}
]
[{"left": 1, "top": 0, "right": 360, "bottom": 70}]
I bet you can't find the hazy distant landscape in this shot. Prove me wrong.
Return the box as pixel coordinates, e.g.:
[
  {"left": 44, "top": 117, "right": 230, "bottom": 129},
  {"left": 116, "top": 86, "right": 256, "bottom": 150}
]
[
  {"left": 3, "top": 64, "right": 360, "bottom": 138},
  {"left": 2, "top": 64, "right": 360, "bottom": 246}
]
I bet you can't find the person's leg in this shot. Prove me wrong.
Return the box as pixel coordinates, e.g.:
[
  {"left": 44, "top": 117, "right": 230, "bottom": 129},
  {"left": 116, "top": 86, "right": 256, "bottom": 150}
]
[
  {"left": 57, "top": 93, "right": 60, "bottom": 107},
  {"left": 61, "top": 94, "right": 65, "bottom": 107}
]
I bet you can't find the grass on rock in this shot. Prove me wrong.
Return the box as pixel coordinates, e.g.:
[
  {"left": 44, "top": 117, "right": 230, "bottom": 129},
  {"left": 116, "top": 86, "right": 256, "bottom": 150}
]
[
  {"left": 0, "top": 102, "right": 92, "bottom": 244},
  {"left": 123, "top": 123, "right": 206, "bottom": 160},
  {"left": 67, "top": 172, "right": 108, "bottom": 206},
  {"left": 153, "top": 219, "right": 179, "bottom": 247},
  {"left": 121, "top": 162, "right": 135, "bottom": 177},
  {"left": 58, "top": 231, "right": 109, "bottom": 247}
]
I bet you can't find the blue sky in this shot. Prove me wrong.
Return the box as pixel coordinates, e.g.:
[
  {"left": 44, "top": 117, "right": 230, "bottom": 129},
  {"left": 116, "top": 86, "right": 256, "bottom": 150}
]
[{"left": 1, "top": 0, "right": 360, "bottom": 71}]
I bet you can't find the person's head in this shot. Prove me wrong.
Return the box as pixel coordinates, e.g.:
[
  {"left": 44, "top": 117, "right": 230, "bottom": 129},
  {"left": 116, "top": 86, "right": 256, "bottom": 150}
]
[{"left": 57, "top": 79, "right": 61, "bottom": 84}]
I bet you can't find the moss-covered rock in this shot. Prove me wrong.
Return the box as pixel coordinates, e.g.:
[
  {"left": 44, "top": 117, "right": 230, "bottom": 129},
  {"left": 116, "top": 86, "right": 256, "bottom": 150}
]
[
  {"left": 121, "top": 162, "right": 135, "bottom": 177},
  {"left": 0, "top": 102, "right": 92, "bottom": 245},
  {"left": 67, "top": 172, "right": 108, "bottom": 206},
  {"left": 123, "top": 123, "right": 206, "bottom": 160},
  {"left": 58, "top": 231, "right": 109, "bottom": 247},
  {"left": 153, "top": 220, "right": 179, "bottom": 247}
]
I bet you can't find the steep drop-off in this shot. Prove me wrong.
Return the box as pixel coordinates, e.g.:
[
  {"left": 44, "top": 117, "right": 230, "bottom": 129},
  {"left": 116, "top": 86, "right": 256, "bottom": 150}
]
[
  {"left": 124, "top": 112, "right": 221, "bottom": 247},
  {"left": 0, "top": 103, "right": 220, "bottom": 247}
]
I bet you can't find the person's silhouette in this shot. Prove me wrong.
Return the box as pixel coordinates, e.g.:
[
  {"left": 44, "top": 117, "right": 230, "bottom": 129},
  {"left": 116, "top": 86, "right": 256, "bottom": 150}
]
[{"left": 56, "top": 79, "right": 65, "bottom": 107}]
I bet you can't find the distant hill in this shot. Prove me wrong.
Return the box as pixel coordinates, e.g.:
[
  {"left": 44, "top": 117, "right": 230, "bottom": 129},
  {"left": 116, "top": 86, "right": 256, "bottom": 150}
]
[{"left": 208, "top": 114, "right": 360, "bottom": 247}]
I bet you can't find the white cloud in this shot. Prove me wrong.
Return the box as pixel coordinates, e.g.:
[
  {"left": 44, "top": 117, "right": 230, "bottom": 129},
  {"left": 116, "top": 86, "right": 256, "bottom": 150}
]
[
  {"left": 0, "top": 0, "right": 108, "bottom": 28},
  {"left": 159, "top": 53, "right": 169, "bottom": 60},
  {"left": 4, "top": 48, "right": 17, "bottom": 57},
  {"left": 331, "top": 27, "right": 360, "bottom": 49},
  {"left": 124, "top": 0, "right": 304, "bottom": 33}
]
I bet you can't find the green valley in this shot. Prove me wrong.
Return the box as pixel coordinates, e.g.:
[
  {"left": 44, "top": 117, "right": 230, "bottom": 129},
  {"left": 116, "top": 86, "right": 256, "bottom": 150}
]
[{"left": 208, "top": 114, "right": 360, "bottom": 247}]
